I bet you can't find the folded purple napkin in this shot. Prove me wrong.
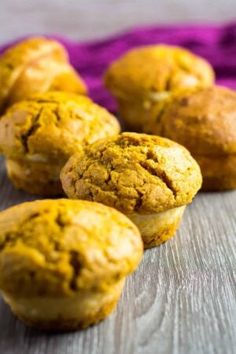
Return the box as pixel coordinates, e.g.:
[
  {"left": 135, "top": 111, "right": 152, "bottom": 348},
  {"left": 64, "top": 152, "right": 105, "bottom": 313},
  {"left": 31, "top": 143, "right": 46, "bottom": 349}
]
[{"left": 1, "top": 23, "right": 236, "bottom": 111}]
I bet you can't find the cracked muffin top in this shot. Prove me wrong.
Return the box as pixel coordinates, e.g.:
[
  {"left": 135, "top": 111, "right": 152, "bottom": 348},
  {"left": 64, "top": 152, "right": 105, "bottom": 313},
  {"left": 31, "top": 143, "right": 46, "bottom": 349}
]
[
  {"left": 61, "top": 133, "right": 202, "bottom": 214},
  {"left": 104, "top": 45, "right": 214, "bottom": 100},
  {"left": 0, "top": 91, "right": 120, "bottom": 161},
  {"left": 159, "top": 86, "right": 236, "bottom": 156},
  {"left": 0, "top": 199, "right": 143, "bottom": 296},
  {"left": 0, "top": 37, "right": 87, "bottom": 112}
]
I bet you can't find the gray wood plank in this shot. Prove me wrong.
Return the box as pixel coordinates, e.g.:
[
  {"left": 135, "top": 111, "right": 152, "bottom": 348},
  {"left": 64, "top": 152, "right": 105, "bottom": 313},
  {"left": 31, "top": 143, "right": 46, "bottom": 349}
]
[
  {"left": 1, "top": 0, "right": 236, "bottom": 44},
  {"left": 0, "top": 155, "right": 235, "bottom": 354}
]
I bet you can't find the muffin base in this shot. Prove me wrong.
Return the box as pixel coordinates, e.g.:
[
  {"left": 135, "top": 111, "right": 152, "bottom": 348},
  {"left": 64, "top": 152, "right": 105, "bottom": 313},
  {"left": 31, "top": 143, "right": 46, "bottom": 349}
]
[
  {"left": 2, "top": 280, "right": 125, "bottom": 332},
  {"left": 194, "top": 154, "right": 236, "bottom": 191},
  {"left": 6, "top": 158, "right": 63, "bottom": 196},
  {"left": 127, "top": 206, "right": 186, "bottom": 248}
]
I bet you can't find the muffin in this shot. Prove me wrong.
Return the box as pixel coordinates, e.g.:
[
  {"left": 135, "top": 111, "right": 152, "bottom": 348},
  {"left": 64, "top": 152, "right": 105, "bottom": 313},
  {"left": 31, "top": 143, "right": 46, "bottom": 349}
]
[
  {"left": 104, "top": 45, "right": 215, "bottom": 132},
  {"left": 61, "top": 133, "right": 202, "bottom": 248},
  {"left": 0, "top": 37, "right": 87, "bottom": 113},
  {"left": 0, "top": 199, "right": 143, "bottom": 331},
  {"left": 0, "top": 91, "right": 120, "bottom": 195},
  {"left": 155, "top": 86, "right": 236, "bottom": 191}
]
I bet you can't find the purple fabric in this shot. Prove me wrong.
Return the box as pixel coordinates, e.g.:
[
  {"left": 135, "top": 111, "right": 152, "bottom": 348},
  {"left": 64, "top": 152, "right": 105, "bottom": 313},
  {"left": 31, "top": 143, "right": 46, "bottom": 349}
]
[{"left": 1, "top": 23, "right": 236, "bottom": 111}]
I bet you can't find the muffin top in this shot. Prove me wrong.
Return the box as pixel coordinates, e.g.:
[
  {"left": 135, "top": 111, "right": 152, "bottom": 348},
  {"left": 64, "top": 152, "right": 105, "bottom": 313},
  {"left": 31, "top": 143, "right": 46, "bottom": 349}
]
[
  {"left": 0, "top": 199, "right": 143, "bottom": 296},
  {"left": 104, "top": 45, "right": 214, "bottom": 100},
  {"left": 159, "top": 86, "right": 236, "bottom": 156},
  {"left": 0, "top": 91, "right": 120, "bottom": 162},
  {"left": 0, "top": 37, "right": 86, "bottom": 112},
  {"left": 61, "top": 133, "right": 202, "bottom": 214}
]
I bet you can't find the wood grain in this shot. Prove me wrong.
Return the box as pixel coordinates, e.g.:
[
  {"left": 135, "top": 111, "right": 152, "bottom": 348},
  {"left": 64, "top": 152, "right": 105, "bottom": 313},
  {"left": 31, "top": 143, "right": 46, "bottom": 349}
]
[
  {"left": 0, "top": 2, "right": 236, "bottom": 352},
  {"left": 0, "top": 155, "right": 236, "bottom": 354},
  {"left": 1, "top": 0, "right": 236, "bottom": 44}
]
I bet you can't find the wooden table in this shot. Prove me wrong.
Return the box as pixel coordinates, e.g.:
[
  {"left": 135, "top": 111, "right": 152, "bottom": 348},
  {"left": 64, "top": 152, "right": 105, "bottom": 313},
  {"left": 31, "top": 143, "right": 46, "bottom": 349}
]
[
  {"left": 1, "top": 0, "right": 236, "bottom": 44},
  {"left": 0, "top": 3, "right": 236, "bottom": 351},
  {"left": 0, "top": 154, "right": 235, "bottom": 354}
]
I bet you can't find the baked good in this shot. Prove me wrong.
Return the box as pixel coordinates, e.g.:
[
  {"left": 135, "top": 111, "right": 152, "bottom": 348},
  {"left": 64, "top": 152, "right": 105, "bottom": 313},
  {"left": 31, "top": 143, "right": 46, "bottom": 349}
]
[
  {"left": 61, "top": 132, "right": 202, "bottom": 248},
  {"left": 0, "top": 199, "right": 143, "bottom": 331},
  {"left": 155, "top": 86, "right": 236, "bottom": 190},
  {"left": 104, "top": 45, "right": 214, "bottom": 132},
  {"left": 0, "top": 37, "right": 87, "bottom": 113},
  {"left": 0, "top": 91, "right": 120, "bottom": 195}
]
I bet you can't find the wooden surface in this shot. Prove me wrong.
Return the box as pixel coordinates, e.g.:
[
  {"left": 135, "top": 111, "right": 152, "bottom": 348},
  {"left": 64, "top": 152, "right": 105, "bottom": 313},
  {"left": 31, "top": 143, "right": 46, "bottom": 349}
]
[
  {"left": 0, "top": 2, "right": 236, "bottom": 352},
  {"left": 1, "top": 0, "right": 236, "bottom": 44},
  {"left": 0, "top": 155, "right": 236, "bottom": 354}
]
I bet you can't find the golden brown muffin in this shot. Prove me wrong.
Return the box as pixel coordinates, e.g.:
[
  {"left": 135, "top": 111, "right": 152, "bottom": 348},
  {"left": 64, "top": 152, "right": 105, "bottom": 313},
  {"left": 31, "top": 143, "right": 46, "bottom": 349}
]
[
  {"left": 0, "top": 37, "right": 87, "bottom": 113},
  {"left": 104, "top": 45, "right": 215, "bottom": 132},
  {"left": 61, "top": 133, "right": 202, "bottom": 248},
  {"left": 0, "top": 199, "right": 143, "bottom": 331},
  {"left": 157, "top": 86, "right": 236, "bottom": 190},
  {"left": 0, "top": 91, "right": 120, "bottom": 195}
]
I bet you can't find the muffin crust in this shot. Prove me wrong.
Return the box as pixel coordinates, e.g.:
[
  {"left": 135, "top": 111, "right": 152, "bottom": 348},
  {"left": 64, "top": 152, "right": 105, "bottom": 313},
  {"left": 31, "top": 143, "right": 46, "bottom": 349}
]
[
  {"left": 0, "top": 199, "right": 143, "bottom": 330},
  {"left": 61, "top": 132, "right": 202, "bottom": 214},
  {"left": 0, "top": 92, "right": 120, "bottom": 195},
  {"left": 0, "top": 37, "right": 87, "bottom": 112},
  {"left": 104, "top": 45, "right": 214, "bottom": 131},
  {"left": 160, "top": 86, "right": 236, "bottom": 155},
  {"left": 158, "top": 86, "right": 236, "bottom": 190},
  {"left": 105, "top": 45, "right": 214, "bottom": 98},
  {"left": 0, "top": 91, "right": 120, "bottom": 160},
  {"left": 0, "top": 199, "right": 142, "bottom": 295}
]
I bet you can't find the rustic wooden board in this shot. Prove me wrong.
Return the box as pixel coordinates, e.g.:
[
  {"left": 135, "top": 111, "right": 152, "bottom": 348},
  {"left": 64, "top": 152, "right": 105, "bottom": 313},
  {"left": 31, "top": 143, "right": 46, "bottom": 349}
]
[
  {"left": 1, "top": 0, "right": 236, "bottom": 44},
  {"left": 0, "top": 155, "right": 235, "bottom": 354}
]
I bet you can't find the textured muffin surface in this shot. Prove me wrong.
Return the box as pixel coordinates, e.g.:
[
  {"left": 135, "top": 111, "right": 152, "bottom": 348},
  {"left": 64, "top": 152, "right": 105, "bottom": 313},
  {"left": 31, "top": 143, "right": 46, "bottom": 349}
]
[
  {"left": 61, "top": 133, "right": 202, "bottom": 214},
  {"left": 0, "top": 91, "right": 120, "bottom": 161},
  {"left": 0, "top": 199, "right": 143, "bottom": 297},
  {"left": 0, "top": 37, "right": 87, "bottom": 112},
  {"left": 160, "top": 86, "right": 236, "bottom": 155},
  {"left": 105, "top": 45, "right": 214, "bottom": 98}
]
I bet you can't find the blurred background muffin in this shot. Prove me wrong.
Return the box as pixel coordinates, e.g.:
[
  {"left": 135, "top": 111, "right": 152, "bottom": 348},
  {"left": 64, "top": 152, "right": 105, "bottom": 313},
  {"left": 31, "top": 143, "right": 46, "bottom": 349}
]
[
  {"left": 61, "top": 132, "right": 202, "bottom": 248},
  {"left": 154, "top": 86, "right": 236, "bottom": 190},
  {"left": 0, "top": 91, "right": 120, "bottom": 195},
  {"left": 104, "top": 45, "right": 215, "bottom": 131},
  {"left": 0, "top": 199, "right": 143, "bottom": 331},
  {"left": 0, "top": 37, "right": 87, "bottom": 113}
]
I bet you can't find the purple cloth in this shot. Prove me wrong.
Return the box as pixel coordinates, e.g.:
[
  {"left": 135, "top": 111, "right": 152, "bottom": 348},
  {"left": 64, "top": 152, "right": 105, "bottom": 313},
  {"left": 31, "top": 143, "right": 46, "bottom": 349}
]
[{"left": 1, "top": 23, "right": 236, "bottom": 111}]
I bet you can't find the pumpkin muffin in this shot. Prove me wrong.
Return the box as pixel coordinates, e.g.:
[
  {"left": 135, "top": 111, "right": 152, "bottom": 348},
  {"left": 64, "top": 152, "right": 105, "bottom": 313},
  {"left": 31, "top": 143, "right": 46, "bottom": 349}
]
[
  {"left": 104, "top": 45, "right": 214, "bottom": 132},
  {"left": 61, "top": 133, "right": 202, "bottom": 248},
  {"left": 0, "top": 37, "right": 87, "bottom": 113},
  {"left": 0, "top": 91, "right": 120, "bottom": 195},
  {"left": 155, "top": 86, "right": 236, "bottom": 191},
  {"left": 0, "top": 199, "right": 143, "bottom": 331}
]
